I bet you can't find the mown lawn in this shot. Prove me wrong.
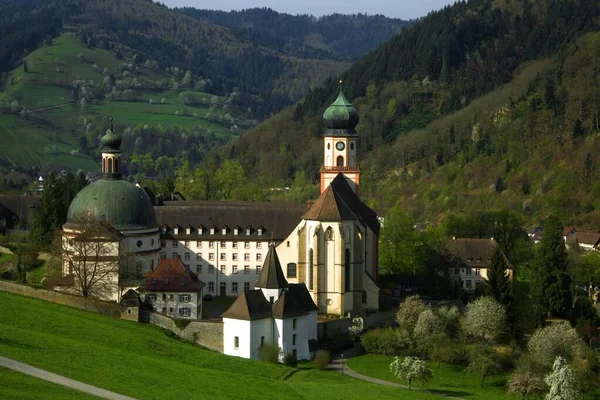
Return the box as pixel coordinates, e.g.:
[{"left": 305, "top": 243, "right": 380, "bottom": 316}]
[
  {"left": 0, "top": 291, "right": 440, "bottom": 400},
  {"left": 0, "top": 367, "right": 99, "bottom": 399},
  {"left": 347, "top": 353, "right": 510, "bottom": 399}
]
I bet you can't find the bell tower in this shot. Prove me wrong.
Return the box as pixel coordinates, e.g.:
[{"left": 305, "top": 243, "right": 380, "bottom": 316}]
[
  {"left": 100, "top": 118, "right": 123, "bottom": 180},
  {"left": 320, "top": 82, "right": 360, "bottom": 195}
]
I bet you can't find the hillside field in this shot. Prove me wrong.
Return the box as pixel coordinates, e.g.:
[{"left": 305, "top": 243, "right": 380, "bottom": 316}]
[
  {"left": 0, "top": 290, "right": 440, "bottom": 399},
  {"left": 0, "top": 34, "right": 251, "bottom": 170}
]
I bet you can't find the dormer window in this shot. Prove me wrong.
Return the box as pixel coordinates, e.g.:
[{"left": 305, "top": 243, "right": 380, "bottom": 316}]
[
  {"left": 222, "top": 226, "right": 227, "bottom": 235},
  {"left": 246, "top": 227, "right": 251, "bottom": 235},
  {"left": 152, "top": 278, "right": 157, "bottom": 285},
  {"left": 234, "top": 227, "right": 239, "bottom": 235},
  {"left": 210, "top": 227, "right": 215, "bottom": 235},
  {"left": 161, "top": 226, "right": 167, "bottom": 234},
  {"left": 198, "top": 226, "right": 203, "bottom": 235},
  {"left": 164, "top": 278, "right": 169, "bottom": 284},
  {"left": 257, "top": 227, "right": 263, "bottom": 236},
  {"left": 174, "top": 227, "right": 179, "bottom": 235},
  {"left": 186, "top": 227, "right": 191, "bottom": 235}
]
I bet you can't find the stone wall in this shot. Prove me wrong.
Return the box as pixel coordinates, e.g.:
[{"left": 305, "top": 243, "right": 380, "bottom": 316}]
[
  {"left": 149, "top": 313, "right": 224, "bottom": 352},
  {"left": 0, "top": 279, "right": 123, "bottom": 317}
]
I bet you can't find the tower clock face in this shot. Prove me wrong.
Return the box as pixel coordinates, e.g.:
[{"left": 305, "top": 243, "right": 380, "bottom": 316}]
[{"left": 336, "top": 141, "right": 345, "bottom": 151}]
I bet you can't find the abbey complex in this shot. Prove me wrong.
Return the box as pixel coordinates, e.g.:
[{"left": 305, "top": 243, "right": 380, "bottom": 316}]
[{"left": 57, "top": 86, "right": 380, "bottom": 322}]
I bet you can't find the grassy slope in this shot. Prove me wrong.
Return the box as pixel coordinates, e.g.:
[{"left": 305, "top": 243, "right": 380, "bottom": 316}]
[
  {"left": 347, "top": 353, "right": 510, "bottom": 399},
  {"left": 0, "top": 367, "right": 99, "bottom": 399},
  {"left": 0, "top": 291, "right": 439, "bottom": 400},
  {"left": 0, "top": 35, "right": 250, "bottom": 169}
]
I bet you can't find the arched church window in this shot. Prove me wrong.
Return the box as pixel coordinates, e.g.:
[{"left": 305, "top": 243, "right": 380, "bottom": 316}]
[
  {"left": 325, "top": 227, "right": 333, "bottom": 241},
  {"left": 309, "top": 249, "right": 314, "bottom": 290},
  {"left": 336, "top": 156, "right": 344, "bottom": 167},
  {"left": 108, "top": 158, "right": 113, "bottom": 173},
  {"left": 345, "top": 248, "right": 351, "bottom": 292}
]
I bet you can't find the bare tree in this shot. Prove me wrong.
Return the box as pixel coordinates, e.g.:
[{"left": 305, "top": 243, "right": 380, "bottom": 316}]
[{"left": 58, "top": 217, "right": 122, "bottom": 299}]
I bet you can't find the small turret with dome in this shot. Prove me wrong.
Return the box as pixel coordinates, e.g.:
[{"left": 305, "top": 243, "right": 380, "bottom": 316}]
[
  {"left": 322, "top": 81, "right": 359, "bottom": 135},
  {"left": 100, "top": 118, "right": 123, "bottom": 180}
]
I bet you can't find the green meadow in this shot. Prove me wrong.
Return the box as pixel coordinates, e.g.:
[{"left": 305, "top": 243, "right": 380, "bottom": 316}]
[{"left": 0, "top": 291, "right": 440, "bottom": 399}]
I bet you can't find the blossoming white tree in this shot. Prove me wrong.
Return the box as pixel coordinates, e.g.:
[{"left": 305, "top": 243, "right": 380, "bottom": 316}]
[
  {"left": 545, "top": 356, "right": 578, "bottom": 400},
  {"left": 528, "top": 322, "right": 584, "bottom": 368},
  {"left": 389, "top": 356, "right": 433, "bottom": 389},
  {"left": 463, "top": 296, "right": 506, "bottom": 339}
]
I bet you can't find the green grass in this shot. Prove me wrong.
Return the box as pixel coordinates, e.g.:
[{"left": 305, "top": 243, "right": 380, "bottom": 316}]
[
  {"left": 0, "top": 253, "right": 13, "bottom": 266},
  {"left": 26, "top": 262, "right": 47, "bottom": 286},
  {"left": 0, "top": 291, "right": 440, "bottom": 399},
  {"left": 0, "top": 367, "right": 99, "bottom": 399},
  {"left": 347, "top": 353, "right": 511, "bottom": 399}
]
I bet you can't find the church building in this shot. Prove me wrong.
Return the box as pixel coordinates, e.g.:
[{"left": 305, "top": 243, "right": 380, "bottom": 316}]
[{"left": 275, "top": 84, "right": 380, "bottom": 316}]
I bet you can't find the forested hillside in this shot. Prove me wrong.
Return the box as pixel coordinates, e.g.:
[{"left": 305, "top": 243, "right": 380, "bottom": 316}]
[
  {"left": 180, "top": 8, "right": 411, "bottom": 62},
  {"left": 215, "top": 0, "right": 600, "bottom": 227},
  {"left": 0, "top": 0, "right": 409, "bottom": 182}
]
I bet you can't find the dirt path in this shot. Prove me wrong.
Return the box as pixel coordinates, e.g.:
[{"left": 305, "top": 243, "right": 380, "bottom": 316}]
[{"left": 0, "top": 355, "right": 137, "bottom": 400}]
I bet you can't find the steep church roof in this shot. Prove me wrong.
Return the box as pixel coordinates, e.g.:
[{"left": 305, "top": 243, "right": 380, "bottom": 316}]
[
  {"left": 304, "top": 174, "right": 380, "bottom": 236},
  {"left": 303, "top": 184, "right": 357, "bottom": 221},
  {"left": 255, "top": 243, "right": 289, "bottom": 289},
  {"left": 221, "top": 289, "right": 273, "bottom": 321}
]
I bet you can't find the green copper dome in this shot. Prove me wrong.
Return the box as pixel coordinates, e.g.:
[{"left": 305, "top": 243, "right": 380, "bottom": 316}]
[
  {"left": 65, "top": 179, "right": 157, "bottom": 231},
  {"left": 323, "top": 85, "right": 359, "bottom": 131},
  {"left": 101, "top": 120, "right": 122, "bottom": 151}
]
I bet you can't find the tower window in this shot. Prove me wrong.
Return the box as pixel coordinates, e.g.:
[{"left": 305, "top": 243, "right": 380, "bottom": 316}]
[
  {"left": 108, "top": 158, "right": 113, "bottom": 173},
  {"left": 336, "top": 156, "right": 344, "bottom": 167},
  {"left": 350, "top": 142, "right": 354, "bottom": 150},
  {"left": 114, "top": 158, "right": 119, "bottom": 172},
  {"left": 327, "top": 143, "right": 331, "bottom": 150}
]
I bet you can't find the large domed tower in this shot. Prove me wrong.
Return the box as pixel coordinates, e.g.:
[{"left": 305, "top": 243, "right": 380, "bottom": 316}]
[
  {"left": 321, "top": 82, "right": 360, "bottom": 195},
  {"left": 61, "top": 119, "right": 161, "bottom": 301}
]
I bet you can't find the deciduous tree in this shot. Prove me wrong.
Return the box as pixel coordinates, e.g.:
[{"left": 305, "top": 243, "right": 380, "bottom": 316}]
[
  {"left": 389, "top": 356, "right": 433, "bottom": 389},
  {"left": 463, "top": 296, "right": 506, "bottom": 340},
  {"left": 545, "top": 356, "right": 578, "bottom": 400}
]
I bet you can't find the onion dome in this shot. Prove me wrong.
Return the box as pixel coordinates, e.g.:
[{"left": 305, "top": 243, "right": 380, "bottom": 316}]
[
  {"left": 101, "top": 118, "right": 122, "bottom": 151},
  {"left": 323, "top": 82, "right": 359, "bottom": 131},
  {"left": 64, "top": 179, "right": 157, "bottom": 231}
]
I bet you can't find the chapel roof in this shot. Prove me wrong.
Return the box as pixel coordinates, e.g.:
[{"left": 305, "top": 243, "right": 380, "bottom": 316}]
[
  {"left": 272, "top": 290, "right": 308, "bottom": 319},
  {"left": 255, "top": 243, "right": 289, "bottom": 289},
  {"left": 221, "top": 289, "right": 273, "bottom": 321}
]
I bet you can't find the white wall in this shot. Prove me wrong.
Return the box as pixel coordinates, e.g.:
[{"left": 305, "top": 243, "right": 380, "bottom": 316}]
[
  {"left": 223, "top": 318, "right": 252, "bottom": 359},
  {"left": 161, "top": 238, "right": 271, "bottom": 296}
]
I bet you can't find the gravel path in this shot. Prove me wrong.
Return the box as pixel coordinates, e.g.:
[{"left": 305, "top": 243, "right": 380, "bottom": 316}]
[{"left": 0, "top": 355, "right": 137, "bottom": 400}]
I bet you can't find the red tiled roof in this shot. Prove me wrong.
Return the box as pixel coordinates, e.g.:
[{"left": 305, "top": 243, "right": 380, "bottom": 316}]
[{"left": 145, "top": 258, "right": 204, "bottom": 292}]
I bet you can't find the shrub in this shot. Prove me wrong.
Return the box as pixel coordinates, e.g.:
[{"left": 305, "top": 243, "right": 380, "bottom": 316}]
[
  {"left": 259, "top": 343, "right": 282, "bottom": 364},
  {"left": 174, "top": 318, "right": 191, "bottom": 330},
  {"left": 313, "top": 350, "right": 330, "bottom": 370},
  {"left": 283, "top": 353, "right": 298, "bottom": 367},
  {"left": 361, "top": 327, "right": 412, "bottom": 356}
]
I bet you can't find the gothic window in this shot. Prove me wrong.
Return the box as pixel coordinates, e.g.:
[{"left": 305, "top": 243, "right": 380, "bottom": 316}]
[
  {"left": 108, "top": 158, "right": 113, "bottom": 173},
  {"left": 336, "top": 156, "right": 344, "bottom": 167},
  {"left": 325, "top": 227, "right": 334, "bottom": 241},
  {"left": 287, "top": 263, "right": 297, "bottom": 278},
  {"left": 345, "top": 248, "right": 351, "bottom": 292}
]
